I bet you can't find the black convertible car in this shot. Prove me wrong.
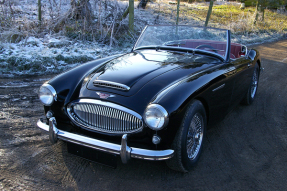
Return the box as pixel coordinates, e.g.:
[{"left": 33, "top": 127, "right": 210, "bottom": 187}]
[{"left": 37, "top": 26, "right": 262, "bottom": 172}]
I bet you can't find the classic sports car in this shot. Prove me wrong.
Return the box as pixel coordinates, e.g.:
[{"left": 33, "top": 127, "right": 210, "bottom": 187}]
[{"left": 37, "top": 26, "right": 262, "bottom": 172}]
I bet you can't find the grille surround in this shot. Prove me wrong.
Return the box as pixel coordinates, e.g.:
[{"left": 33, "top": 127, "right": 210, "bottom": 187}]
[{"left": 67, "top": 99, "right": 143, "bottom": 134}]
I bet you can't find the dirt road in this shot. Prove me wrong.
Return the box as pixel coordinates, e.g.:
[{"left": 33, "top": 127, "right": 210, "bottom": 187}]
[{"left": 0, "top": 39, "right": 287, "bottom": 190}]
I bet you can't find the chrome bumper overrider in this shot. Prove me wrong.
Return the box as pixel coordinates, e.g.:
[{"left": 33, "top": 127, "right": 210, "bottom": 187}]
[{"left": 37, "top": 117, "right": 174, "bottom": 163}]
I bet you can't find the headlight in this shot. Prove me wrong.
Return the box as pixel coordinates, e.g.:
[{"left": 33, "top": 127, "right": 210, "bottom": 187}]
[
  {"left": 143, "top": 104, "right": 169, "bottom": 130},
  {"left": 39, "top": 84, "right": 57, "bottom": 106}
]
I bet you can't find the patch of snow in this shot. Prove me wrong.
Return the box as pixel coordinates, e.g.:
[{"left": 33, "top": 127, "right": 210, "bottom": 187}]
[
  {"left": 0, "top": 95, "right": 10, "bottom": 99},
  {"left": 0, "top": 0, "right": 285, "bottom": 78},
  {"left": 0, "top": 33, "right": 133, "bottom": 77}
]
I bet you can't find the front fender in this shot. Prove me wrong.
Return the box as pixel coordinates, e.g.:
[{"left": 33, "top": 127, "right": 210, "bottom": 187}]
[
  {"left": 151, "top": 64, "right": 226, "bottom": 146},
  {"left": 152, "top": 64, "right": 223, "bottom": 116},
  {"left": 48, "top": 54, "right": 123, "bottom": 106}
]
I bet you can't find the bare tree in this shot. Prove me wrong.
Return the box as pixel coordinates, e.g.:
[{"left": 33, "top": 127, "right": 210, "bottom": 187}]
[
  {"left": 254, "top": 0, "right": 260, "bottom": 24},
  {"left": 70, "top": 0, "right": 93, "bottom": 22},
  {"left": 205, "top": 0, "right": 214, "bottom": 27},
  {"left": 38, "top": 0, "right": 42, "bottom": 25}
]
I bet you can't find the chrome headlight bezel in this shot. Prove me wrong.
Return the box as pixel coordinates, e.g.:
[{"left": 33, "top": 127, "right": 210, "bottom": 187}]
[
  {"left": 143, "top": 104, "right": 169, "bottom": 131},
  {"left": 39, "top": 84, "right": 57, "bottom": 106}
]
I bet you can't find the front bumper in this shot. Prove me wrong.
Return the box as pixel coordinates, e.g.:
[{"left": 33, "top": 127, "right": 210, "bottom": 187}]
[{"left": 37, "top": 117, "right": 174, "bottom": 163}]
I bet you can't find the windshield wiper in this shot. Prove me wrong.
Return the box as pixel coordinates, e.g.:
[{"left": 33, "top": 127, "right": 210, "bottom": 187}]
[{"left": 163, "top": 40, "right": 186, "bottom": 46}]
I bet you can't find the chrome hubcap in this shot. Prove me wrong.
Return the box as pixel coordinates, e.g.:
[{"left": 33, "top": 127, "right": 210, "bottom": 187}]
[
  {"left": 251, "top": 69, "right": 258, "bottom": 99},
  {"left": 186, "top": 113, "right": 204, "bottom": 160}
]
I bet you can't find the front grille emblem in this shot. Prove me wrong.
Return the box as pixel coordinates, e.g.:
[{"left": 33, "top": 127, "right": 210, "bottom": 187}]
[{"left": 96, "top": 92, "right": 115, "bottom": 99}]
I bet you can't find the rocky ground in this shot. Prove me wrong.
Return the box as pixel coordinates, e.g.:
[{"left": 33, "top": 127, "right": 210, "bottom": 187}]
[{"left": 0, "top": 39, "right": 286, "bottom": 190}]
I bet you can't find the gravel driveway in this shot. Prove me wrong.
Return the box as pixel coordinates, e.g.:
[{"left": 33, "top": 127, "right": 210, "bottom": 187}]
[{"left": 0, "top": 39, "right": 287, "bottom": 190}]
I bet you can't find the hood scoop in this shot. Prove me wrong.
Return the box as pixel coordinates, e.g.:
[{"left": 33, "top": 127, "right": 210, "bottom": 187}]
[{"left": 93, "top": 80, "right": 130, "bottom": 91}]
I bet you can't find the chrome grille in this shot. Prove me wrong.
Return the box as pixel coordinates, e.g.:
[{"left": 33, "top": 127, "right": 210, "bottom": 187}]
[{"left": 67, "top": 100, "right": 143, "bottom": 134}]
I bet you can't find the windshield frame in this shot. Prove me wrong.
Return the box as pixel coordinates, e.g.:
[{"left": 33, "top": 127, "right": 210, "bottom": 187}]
[{"left": 132, "top": 25, "right": 231, "bottom": 63}]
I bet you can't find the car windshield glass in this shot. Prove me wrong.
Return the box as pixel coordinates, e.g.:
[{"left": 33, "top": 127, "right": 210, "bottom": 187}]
[{"left": 134, "top": 25, "right": 228, "bottom": 58}]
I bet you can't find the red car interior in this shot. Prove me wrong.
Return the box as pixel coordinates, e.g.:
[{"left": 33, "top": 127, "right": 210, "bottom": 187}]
[{"left": 180, "top": 39, "right": 243, "bottom": 59}]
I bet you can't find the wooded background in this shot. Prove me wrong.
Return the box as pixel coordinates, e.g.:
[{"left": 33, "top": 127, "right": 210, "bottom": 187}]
[{"left": 0, "top": 0, "right": 286, "bottom": 47}]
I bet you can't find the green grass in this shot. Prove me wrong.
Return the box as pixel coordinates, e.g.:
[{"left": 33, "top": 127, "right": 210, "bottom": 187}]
[{"left": 149, "top": 3, "right": 287, "bottom": 34}]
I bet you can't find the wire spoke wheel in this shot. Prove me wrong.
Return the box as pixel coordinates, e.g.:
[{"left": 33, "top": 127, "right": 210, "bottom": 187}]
[
  {"left": 250, "top": 69, "right": 258, "bottom": 99},
  {"left": 186, "top": 113, "right": 204, "bottom": 160},
  {"left": 241, "top": 63, "right": 260, "bottom": 105},
  {"left": 166, "top": 100, "right": 206, "bottom": 172}
]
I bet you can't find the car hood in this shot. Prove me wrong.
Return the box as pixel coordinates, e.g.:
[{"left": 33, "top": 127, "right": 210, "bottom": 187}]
[
  {"left": 77, "top": 49, "right": 220, "bottom": 114},
  {"left": 83, "top": 50, "right": 219, "bottom": 97}
]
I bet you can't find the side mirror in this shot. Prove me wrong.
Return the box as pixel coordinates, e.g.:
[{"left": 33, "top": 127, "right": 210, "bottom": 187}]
[
  {"left": 247, "top": 49, "right": 256, "bottom": 61},
  {"left": 241, "top": 45, "right": 248, "bottom": 57}
]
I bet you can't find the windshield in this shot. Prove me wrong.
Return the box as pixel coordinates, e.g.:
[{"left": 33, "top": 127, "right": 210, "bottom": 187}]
[{"left": 134, "top": 25, "right": 228, "bottom": 59}]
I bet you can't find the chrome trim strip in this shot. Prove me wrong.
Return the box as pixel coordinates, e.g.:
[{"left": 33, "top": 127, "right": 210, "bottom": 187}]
[
  {"left": 93, "top": 80, "right": 130, "bottom": 91},
  {"left": 212, "top": 83, "right": 225, "bottom": 92},
  {"left": 37, "top": 118, "right": 174, "bottom": 161},
  {"left": 133, "top": 25, "right": 148, "bottom": 51},
  {"left": 225, "top": 30, "right": 231, "bottom": 63},
  {"left": 152, "top": 64, "right": 221, "bottom": 103},
  {"left": 67, "top": 99, "right": 143, "bottom": 134}
]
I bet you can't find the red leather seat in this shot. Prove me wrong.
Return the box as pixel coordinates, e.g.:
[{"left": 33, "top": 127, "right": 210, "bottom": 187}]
[{"left": 180, "top": 39, "right": 242, "bottom": 59}]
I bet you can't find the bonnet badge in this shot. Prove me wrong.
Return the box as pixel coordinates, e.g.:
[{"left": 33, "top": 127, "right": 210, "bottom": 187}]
[{"left": 96, "top": 92, "right": 115, "bottom": 99}]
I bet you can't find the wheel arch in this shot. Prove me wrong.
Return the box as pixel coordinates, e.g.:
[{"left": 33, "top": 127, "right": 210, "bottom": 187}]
[
  {"left": 156, "top": 72, "right": 225, "bottom": 128},
  {"left": 193, "top": 96, "right": 210, "bottom": 125}
]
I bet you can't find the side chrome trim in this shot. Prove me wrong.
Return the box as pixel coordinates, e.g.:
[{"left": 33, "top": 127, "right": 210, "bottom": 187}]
[
  {"left": 37, "top": 118, "right": 174, "bottom": 162},
  {"left": 93, "top": 80, "right": 130, "bottom": 91},
  {"left": 212, "top": 83, "right": 225, "bottom": 92},
  {"left": 152, "top": 64, "right": 221, "bottom": 103}
]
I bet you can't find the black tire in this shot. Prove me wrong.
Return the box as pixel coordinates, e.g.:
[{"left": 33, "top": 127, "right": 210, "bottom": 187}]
[
  {"left": 166, "top": 100, "right": 207, "bottom": 172},
  {"left": 242, "top": 63, "right": 259, "bottom": 105}
]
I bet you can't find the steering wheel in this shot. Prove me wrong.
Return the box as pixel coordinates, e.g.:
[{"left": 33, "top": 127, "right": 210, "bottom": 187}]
[
  {"left": 163, "top": 40, "right": 185, "bottom": 46},
  {"left": 195, "top": 45, "right": 218, "bottom": 53}
]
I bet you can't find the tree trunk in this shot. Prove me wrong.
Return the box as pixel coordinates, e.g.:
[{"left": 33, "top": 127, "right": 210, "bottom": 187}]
[
  {"left": 38, "top": 0, "right": 42, "bottom": 25},
  {"left": 254, "top": 0, "right": 259, "bottom": 24},
  {"left": 205, "top": 0, "right": 213, "bottom": 27},
  {"left": 129, "top": 0, "right": 134, "bottom": 32},
  {"left": 262, "top": 7, "right": 265, "bottom": 21},
  {"left": 176, "top": 0, "right": 180, "bottom": 25}
]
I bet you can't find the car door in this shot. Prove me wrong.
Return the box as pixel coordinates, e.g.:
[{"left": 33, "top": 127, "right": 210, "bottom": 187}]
[
  {"left": 229, "top": 57, "right": 254, "bottom": 107},
  {"left": 205, "top": 62, "right": 237, "bottom": 122}
]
